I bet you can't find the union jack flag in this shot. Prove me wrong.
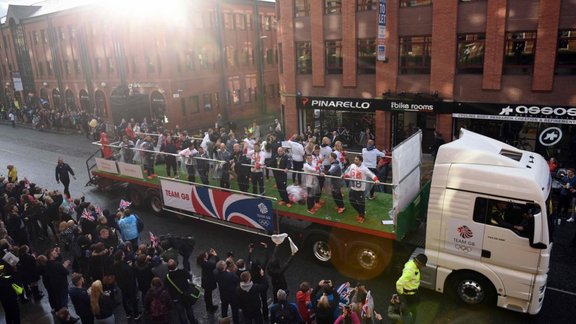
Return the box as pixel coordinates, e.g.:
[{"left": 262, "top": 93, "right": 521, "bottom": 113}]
[
  {"left": 81, "top": 208, "right": 95, "bottom": 221},
  {"left": 118, "top": 199, "right": 132, "bottom": 211}
]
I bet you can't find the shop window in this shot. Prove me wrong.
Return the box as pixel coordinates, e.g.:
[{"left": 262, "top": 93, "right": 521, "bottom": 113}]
[
  {"left": 203, "top": 93, "right": 213, "bottom": 111},
  {"left": 198, "top": 51, "right": 210, "bottom": 70},
  {"left": 188, "top": 96, "right": 200, "bottom": 114},
  {"left": 235, "top": 14, "right": 246, "bottom": 30},
  {"left": 400, "top": 0, "right": 432, "bottom": 7},
  {"left": 74, "top": 60, "right": 81, "bottom": 74},
  {"left": 213, "top": 92, "right": 220, "bottom": 110},
  {"left": 503, "top": 31, "right": 536, "bottom": 75},
  {"left": 232, "top": 89, "right": 241, "bottom": 104},
  {"left": 357, "top": 0, "right": 377, "bottom": 11},
  {"left": 278, "top": 43, "right": 283, "bottom": 73},
  {"left": 556, "top": 30, "right": 576, "bottom": 75},
  {"left": 457, "top": 33, "right": 485, "bottom": 74},
  {"left": 242, "top": 47, "right": 253, "bottom": 66},
  {"left": 266, "top": 48, "right": 274, "bottom": 65},
  {"left": 399, "top": 36, "right": 431, "bottom": 74},
  {"left": 296, "top": 42, "right": 312, "bottom": 74},
  {"left": 295, "top": 0, "right": 310, "bottom": 17},
  {"left": 325, "top": 0, "right": 342, "bottom": 14},
  {"left": 224, "top": 13, "right": 234, "bottom": 30},
  {"left": 145, "top": 53, "right": 155, "bottom": 73},
  {"left": 64, "top": 60, "right": 71, "bottom": 74},
  {"left": 357, "top": 38, "right": 376, "bottom": 74},
  {"left": 181, "top": 98, "right": 187, "bottom": 116},
  {"left": 326, "top": 40, "right": 343, "bottom": 74},
  {"left": 185, "top": 53, "right": 196, "bottom": 71},
  {"left": 37, "top": 62, "right": 44, "bottom": 76},
  {"left": 226, "top": 46, "right": 238, "bottom": 67},
  {"left": 106, "top": 58, "right": 114, "bottom": 73}
]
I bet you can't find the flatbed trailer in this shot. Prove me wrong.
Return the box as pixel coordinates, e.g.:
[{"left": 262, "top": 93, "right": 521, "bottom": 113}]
[{"left": 87, "top": 132, "right": 426, "bottom": 279}]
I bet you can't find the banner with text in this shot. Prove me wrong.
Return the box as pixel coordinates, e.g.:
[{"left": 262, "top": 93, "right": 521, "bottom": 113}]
[
  {"left": 160, "top": 179, "right": 274, "bottom": 232},
  {"left": 118, "top": 162, "right": 144, "bottom": 179},
  {"left": 95, "top": 158, "right": 118, "bottom": 174},
  {"left": 454, "top": 102, "right": 576, "bottom": 124}
]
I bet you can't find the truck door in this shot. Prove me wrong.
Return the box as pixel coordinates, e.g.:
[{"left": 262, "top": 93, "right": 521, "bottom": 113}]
[{"left": 474, "top": 197, "right": 540, "bottom": 272}]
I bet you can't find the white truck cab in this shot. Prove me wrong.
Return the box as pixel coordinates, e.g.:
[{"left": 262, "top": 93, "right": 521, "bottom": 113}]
[{"left": 419, "top": 129, "right": 551, "bottom": 314}]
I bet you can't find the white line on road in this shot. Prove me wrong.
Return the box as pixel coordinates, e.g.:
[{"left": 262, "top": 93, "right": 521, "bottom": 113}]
[
  {"left": 548, "top": 287, "right": 576, "bottom": 296},
  {"left": 0, "top": 148, "right": 55, "bottom": 165}
]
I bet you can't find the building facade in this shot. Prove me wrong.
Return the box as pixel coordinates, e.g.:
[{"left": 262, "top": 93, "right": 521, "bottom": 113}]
[
  {"left": 0, "top": 0, "right": 280, "bottom": 130},
  {"left": 277, "top": 0, "right": 576, "bottom": 164}
]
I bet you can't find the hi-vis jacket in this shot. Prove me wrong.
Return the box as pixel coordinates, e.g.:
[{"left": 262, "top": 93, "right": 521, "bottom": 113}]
[{"left": 396, "top": 260, "right": 420, "bottom": 295}]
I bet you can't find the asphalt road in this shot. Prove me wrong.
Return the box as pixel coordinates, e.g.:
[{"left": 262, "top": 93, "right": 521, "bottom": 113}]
[{"left": 1, "top": 123, "right": 576, "bottom": 324}]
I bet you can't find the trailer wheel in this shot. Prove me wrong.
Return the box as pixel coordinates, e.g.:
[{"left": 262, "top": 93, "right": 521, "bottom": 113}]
[
  {"left": 450, "top": 272, "right": 496, "bottom": 306},
  {"left": 147, "top": 190, "right": 164, "bottom": 215},
  {"left": 306, "top": 235, "right": 332, "bottom": 266}
]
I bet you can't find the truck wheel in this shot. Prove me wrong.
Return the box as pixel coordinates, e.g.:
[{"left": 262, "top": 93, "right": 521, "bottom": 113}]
[
  {"left": 450, "top": 272, "right": 496, "bottom": 306},
  {"left": 349, "top": 244, "right": 387, "bottom": 279},
  {"left": 127, "top": 186, "right": 143, "bottom": 209},
  {"left": 306, "top": 235, "right": 332, "bottom": 266},
  {"left": 147, "top": 190, "right": 164, "bottom": 215}
]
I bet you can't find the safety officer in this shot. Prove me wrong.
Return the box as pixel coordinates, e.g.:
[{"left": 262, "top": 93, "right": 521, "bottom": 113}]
[
  {"left": 0, "top": 264, "right": 21, "bottom": 324},
  {"left": 396, "top": 253, "right": 427, "bottom": 322}
]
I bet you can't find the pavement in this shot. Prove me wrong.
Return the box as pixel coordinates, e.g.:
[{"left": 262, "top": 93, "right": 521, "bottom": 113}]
[{"left": 0, "top": 119, "right": 79, "bottom": 135}]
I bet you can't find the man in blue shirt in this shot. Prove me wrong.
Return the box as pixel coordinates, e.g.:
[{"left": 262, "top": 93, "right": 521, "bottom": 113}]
[{"left": 118, "top": 209, "right": 139, "bottom": 247}]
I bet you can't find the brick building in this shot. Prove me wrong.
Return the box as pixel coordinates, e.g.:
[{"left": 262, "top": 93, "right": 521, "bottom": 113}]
[
  {"left": 0, "top": 0, "right": 280, "bottom": 130},
  {"left": 277, "top": 0, "right": 576, "bottom": 164}
]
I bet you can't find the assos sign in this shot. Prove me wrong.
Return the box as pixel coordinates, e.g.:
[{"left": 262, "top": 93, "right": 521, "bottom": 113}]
[{"left": 499, "top": 105, "right": 576, "bottom": 118}]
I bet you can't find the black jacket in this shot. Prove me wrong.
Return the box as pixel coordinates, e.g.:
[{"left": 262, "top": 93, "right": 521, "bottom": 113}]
[
  {"left": 69, "top": 286, "right": 93, "bottom": 319},
  {"left": 214, "top": 269, "right": 240, "bottom": 299},
  {"left": 199, "top": 255, "right": 219, "bottom": 290},
  {"left": 165, "top": 269, "right": 191, "bottom": 302},
  {"left": 236, "top": 282, "right": 266, "bottom": 315},
  {"left": 55, "top": 163, "right": 75, "bottom": 183},
  {"left": 113, "top": 261, "right": 138, "bottom": 294}
]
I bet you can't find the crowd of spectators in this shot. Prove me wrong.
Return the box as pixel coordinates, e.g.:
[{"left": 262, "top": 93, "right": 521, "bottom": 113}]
[{"left": 0, "top": 166, "right": 404, "bottom": 324}]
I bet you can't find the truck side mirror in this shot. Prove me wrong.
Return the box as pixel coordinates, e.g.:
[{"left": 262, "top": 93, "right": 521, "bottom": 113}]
[{"left": 530, "top": 211, "right": 547, "bottom": 249}]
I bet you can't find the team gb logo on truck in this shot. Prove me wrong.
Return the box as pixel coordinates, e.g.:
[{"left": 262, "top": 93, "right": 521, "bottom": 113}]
[{"left": 458, "top": 225, "right": 474, "bottom": 239}]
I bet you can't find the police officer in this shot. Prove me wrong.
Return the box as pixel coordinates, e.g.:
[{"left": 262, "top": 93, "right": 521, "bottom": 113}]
[
  {"left": 0, "top": 264, "right": 21, "bottom": 324},
  {"left": 396, "top": 253, "right": 427, "bottom": 322}
]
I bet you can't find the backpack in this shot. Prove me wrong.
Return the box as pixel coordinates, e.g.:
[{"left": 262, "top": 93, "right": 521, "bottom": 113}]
[
  {"left": 135, "top": 215, "right": 144, "bottom": 233},
  {"left": 274, "top": 303, "right": 296, "bottom": 324},
  {"left": 149, "top": 290, "right": 169, "bottom": 318}
]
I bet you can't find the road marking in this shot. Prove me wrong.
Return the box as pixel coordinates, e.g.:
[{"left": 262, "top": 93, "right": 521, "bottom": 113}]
[
  {"left": 0, "top": 148, "right": 55, "bottom": 165},
  {"left": 548, "top": 287, "right": 576, "bottom": 296}
]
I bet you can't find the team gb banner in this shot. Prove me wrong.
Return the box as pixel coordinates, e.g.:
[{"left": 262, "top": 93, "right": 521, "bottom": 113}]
[{"left": 160, "top": 179, "right": 273, "bottom": 232}]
